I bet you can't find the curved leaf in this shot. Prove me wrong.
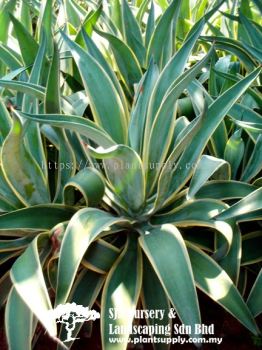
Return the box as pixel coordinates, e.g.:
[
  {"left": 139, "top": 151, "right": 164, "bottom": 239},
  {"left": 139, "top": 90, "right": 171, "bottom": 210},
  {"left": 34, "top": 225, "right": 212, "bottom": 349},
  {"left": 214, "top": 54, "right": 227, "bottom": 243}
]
[
  {"left": 195, "top": 180, "right": 257, "bottom": 200},
  {"left": 215, "top": 187, "right": 262, "bottom": 221},
  {"left": 18, "top": 111, "right": 116, "bottom": 148},
  {"left": 188, "top": 155, "right": 230, "bottom": 199},
  {"left": 10, "top": 233, "right": 56, "bottom": 337},
  {"left": 63, "top": 167, "right": 105, "bottom": 206},
  {"left": 1, "top": 116, "right": 50, "bottom": 205},
  {"left": 187, "top": 243, "right": 259, "bottom": 335},
  {"left": 101, "top": 237, "right": 142, "bottom": 350},
  {"left": 56, "top": 208, "right": 129, "bottom": 305},
  {"left": 139, "top": 224, "right": 201, "bottom": 338},
  {"left": 88, "top": 145, "right": 146, "bottom": 213},
  {"left": 0, "top": 205, "right": 76, "bottom": 230},
  {"left": 5, "top": 287, "right": 33, "bottom": 350}
]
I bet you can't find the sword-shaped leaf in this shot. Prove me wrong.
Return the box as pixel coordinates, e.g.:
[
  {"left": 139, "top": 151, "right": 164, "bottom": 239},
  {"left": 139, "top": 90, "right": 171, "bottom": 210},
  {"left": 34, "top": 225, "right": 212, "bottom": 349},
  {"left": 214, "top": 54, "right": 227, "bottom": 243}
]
[
  {"left": 60, "top": 31, "right": 127, "bottom": 144},
  {"left": 1, "top": 116, "right": 50, "bottom": 205},
  {"left": 5, "top": 287, "right": 33, "bottom": 350},
  {"left": 10, "top": 233, "right": 56, "bottom": 337},
  {"left": 187, "top": 243, "right": 259, "bottom": 335},
  {"left": 247, "top": 269, "right": 262, "bottom": 317},
  {"left": 139, "top": 224, "right": 201, "bottom": 338},
  {"left": 101, "top": 237, "right": 142, "bottom": 350},
  {"left": 215, "top": 187, "right": 262, "bottom": 221}
]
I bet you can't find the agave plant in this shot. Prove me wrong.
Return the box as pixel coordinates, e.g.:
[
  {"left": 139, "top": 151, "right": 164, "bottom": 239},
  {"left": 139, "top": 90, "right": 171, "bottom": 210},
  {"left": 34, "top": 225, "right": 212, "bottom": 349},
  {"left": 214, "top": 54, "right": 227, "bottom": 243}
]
[{"left": 0, "top": 0, "right": 261, "bottom": 349}]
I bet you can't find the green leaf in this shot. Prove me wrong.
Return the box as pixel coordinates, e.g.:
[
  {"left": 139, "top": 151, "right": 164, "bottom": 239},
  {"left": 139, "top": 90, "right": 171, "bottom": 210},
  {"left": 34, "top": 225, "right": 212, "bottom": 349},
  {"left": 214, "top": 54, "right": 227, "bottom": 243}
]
[
  {"left": 0, "top": 43, "right": 22, "bottom": 71},
  {"left": 52, "top": 129, "right": 76, "bottom": 203},
  {"left": 45, "top": 41, "right": 61, "bottom": 114},
  {"left": 239, "top": 12, "right": 262, "bottom": 52},
  {"left": 61, "top": 31, "right": 127, "bottom": 144},
  {"left": 57, "top": 269, "right": 105, "bottom": 349},
  {"left": 0, "top": 0, "right": 17, "bottom": 43},
  {"left": 201, "top": 36, "right": 257, "bottom": 71},
  {"left": 0, "top": 80, "right": 45, "bottom": 100},
  {"left": 81, "top": 30, "right": 128, "bottom": 117},
  {"left": 88, "top": 145, "right": 146, "bottom": 213},
  {"left": 241, "top": 134, "right": 262, "bottom": 182},
  {"left": 19, "top": 0, "right": 32, "bottom": 34},
  {"left": 187, "top": 243, "right": 259, "bottom": 335},
  {"left": 215, "top": 72, "right": 262, "bottom": 108},
  {"left": 22, "top": 30, "right": 47, "bottom": 113},
  {"left": 0, "top": 235, "right": 34, "bottom": 252},
  {"left": 17, "top": 111, "right": 116, "bottom": 148},
  {"left": 139, "top": 224, "right": 201, "bottom": 338},
  {"left": 188, "top": 155, "right": 230, "bottom": 199},
  {"left": 242, "top": 232, "right": 262, "bottom": 266},
  {"left": 83, "top": 239, "right": 120, "bottom": 274},
  {"left": 63, "top": 0, "right": 86, "bottom": 28},
  {"left": 215, "top": 187, "right": 262, "bottom": 221},
  {"left": 63, "top": 167, "right": 105, "bottom": 206},
  {"left": 0, "top": 205, "right": 76, "bottom": 230},
  {"left": 37, "top": 0, "right": 53, "bottom": 56},
  {"left": 0, "top": 196, "right": 17, "bottom": 212},
  {"left": 0, "top": 272, "right": 12, "bottom": 308},
  {"left": 153, "top": 199, "right": 225, "bottom": 223},
  {"left": 154, "top": 108, "right": 206, "bottom": 210},
  {"left": 9, "top": 13, "right": 39, "bottom": 67},
  {"left": 147, "top": 0, "right": 182, "bottom": 67},
  {"left": 0, "top": 0, "right": 17, "bottom": 75},
  {"left": 5, "top": 287, "right": 33, "bottom": 350},
  {"left": 10, "top": 233, "right": 56, "bottom": 337},
  {"left": 0, "top": 167, "right": 24, "bottom": 210},
  {"left": 21, "top": 30, "right": 48, "bottom": 179},
  {"left": 75, "top": 5, "right": 102, "bottom": 46},
  {"left": 44, "top": 40, "right": 77, "bottom": 203},
  {"left": 162, "top": 67, "right": 261, "bottom": 203},
  {"left": 109, "top": 0, "right": 122, "bottom": 32},
  {"left": 56, "top": 208, "right": 129, "bottom": 305},
  {"left": 145, "top": 49, "right": 214, "bottom": 194},
  {"left": 1, "top": 116, "right": 50, "bottom": 205},
  {"left": 215, "top": 221, "right": 241, "bottom": 283},
  {"left": 101, "top": 237, "right": 142, "bottom": 350},
  {"left": 128, "top": 59, "right": 159, "bottom": 155},
  {"left": 195, "top": 180, "right": 256, "bottom": 200},
  {"left": 142, "top": 256, "right": 171, "bottom": 350},
  {"left": 224, "top": 130, "right": 245, "bottom": 179},
  {"left": 0, "top": 98, "right": 12, "bottom": 144},
  {"left": 152, "top": 199, "right": 232, "bottom": 259},
  {"left": 95, "top": 29, "right": 142, "bottom": 91},
  {"left": 247, "top": 269, "right": 262, "bottom": 317},
  {"left": 121, "top": 0, "right": 145, "bottom": 65},
  {"left": 145, "top": 1, "right": 155, "bottom": 48}
]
